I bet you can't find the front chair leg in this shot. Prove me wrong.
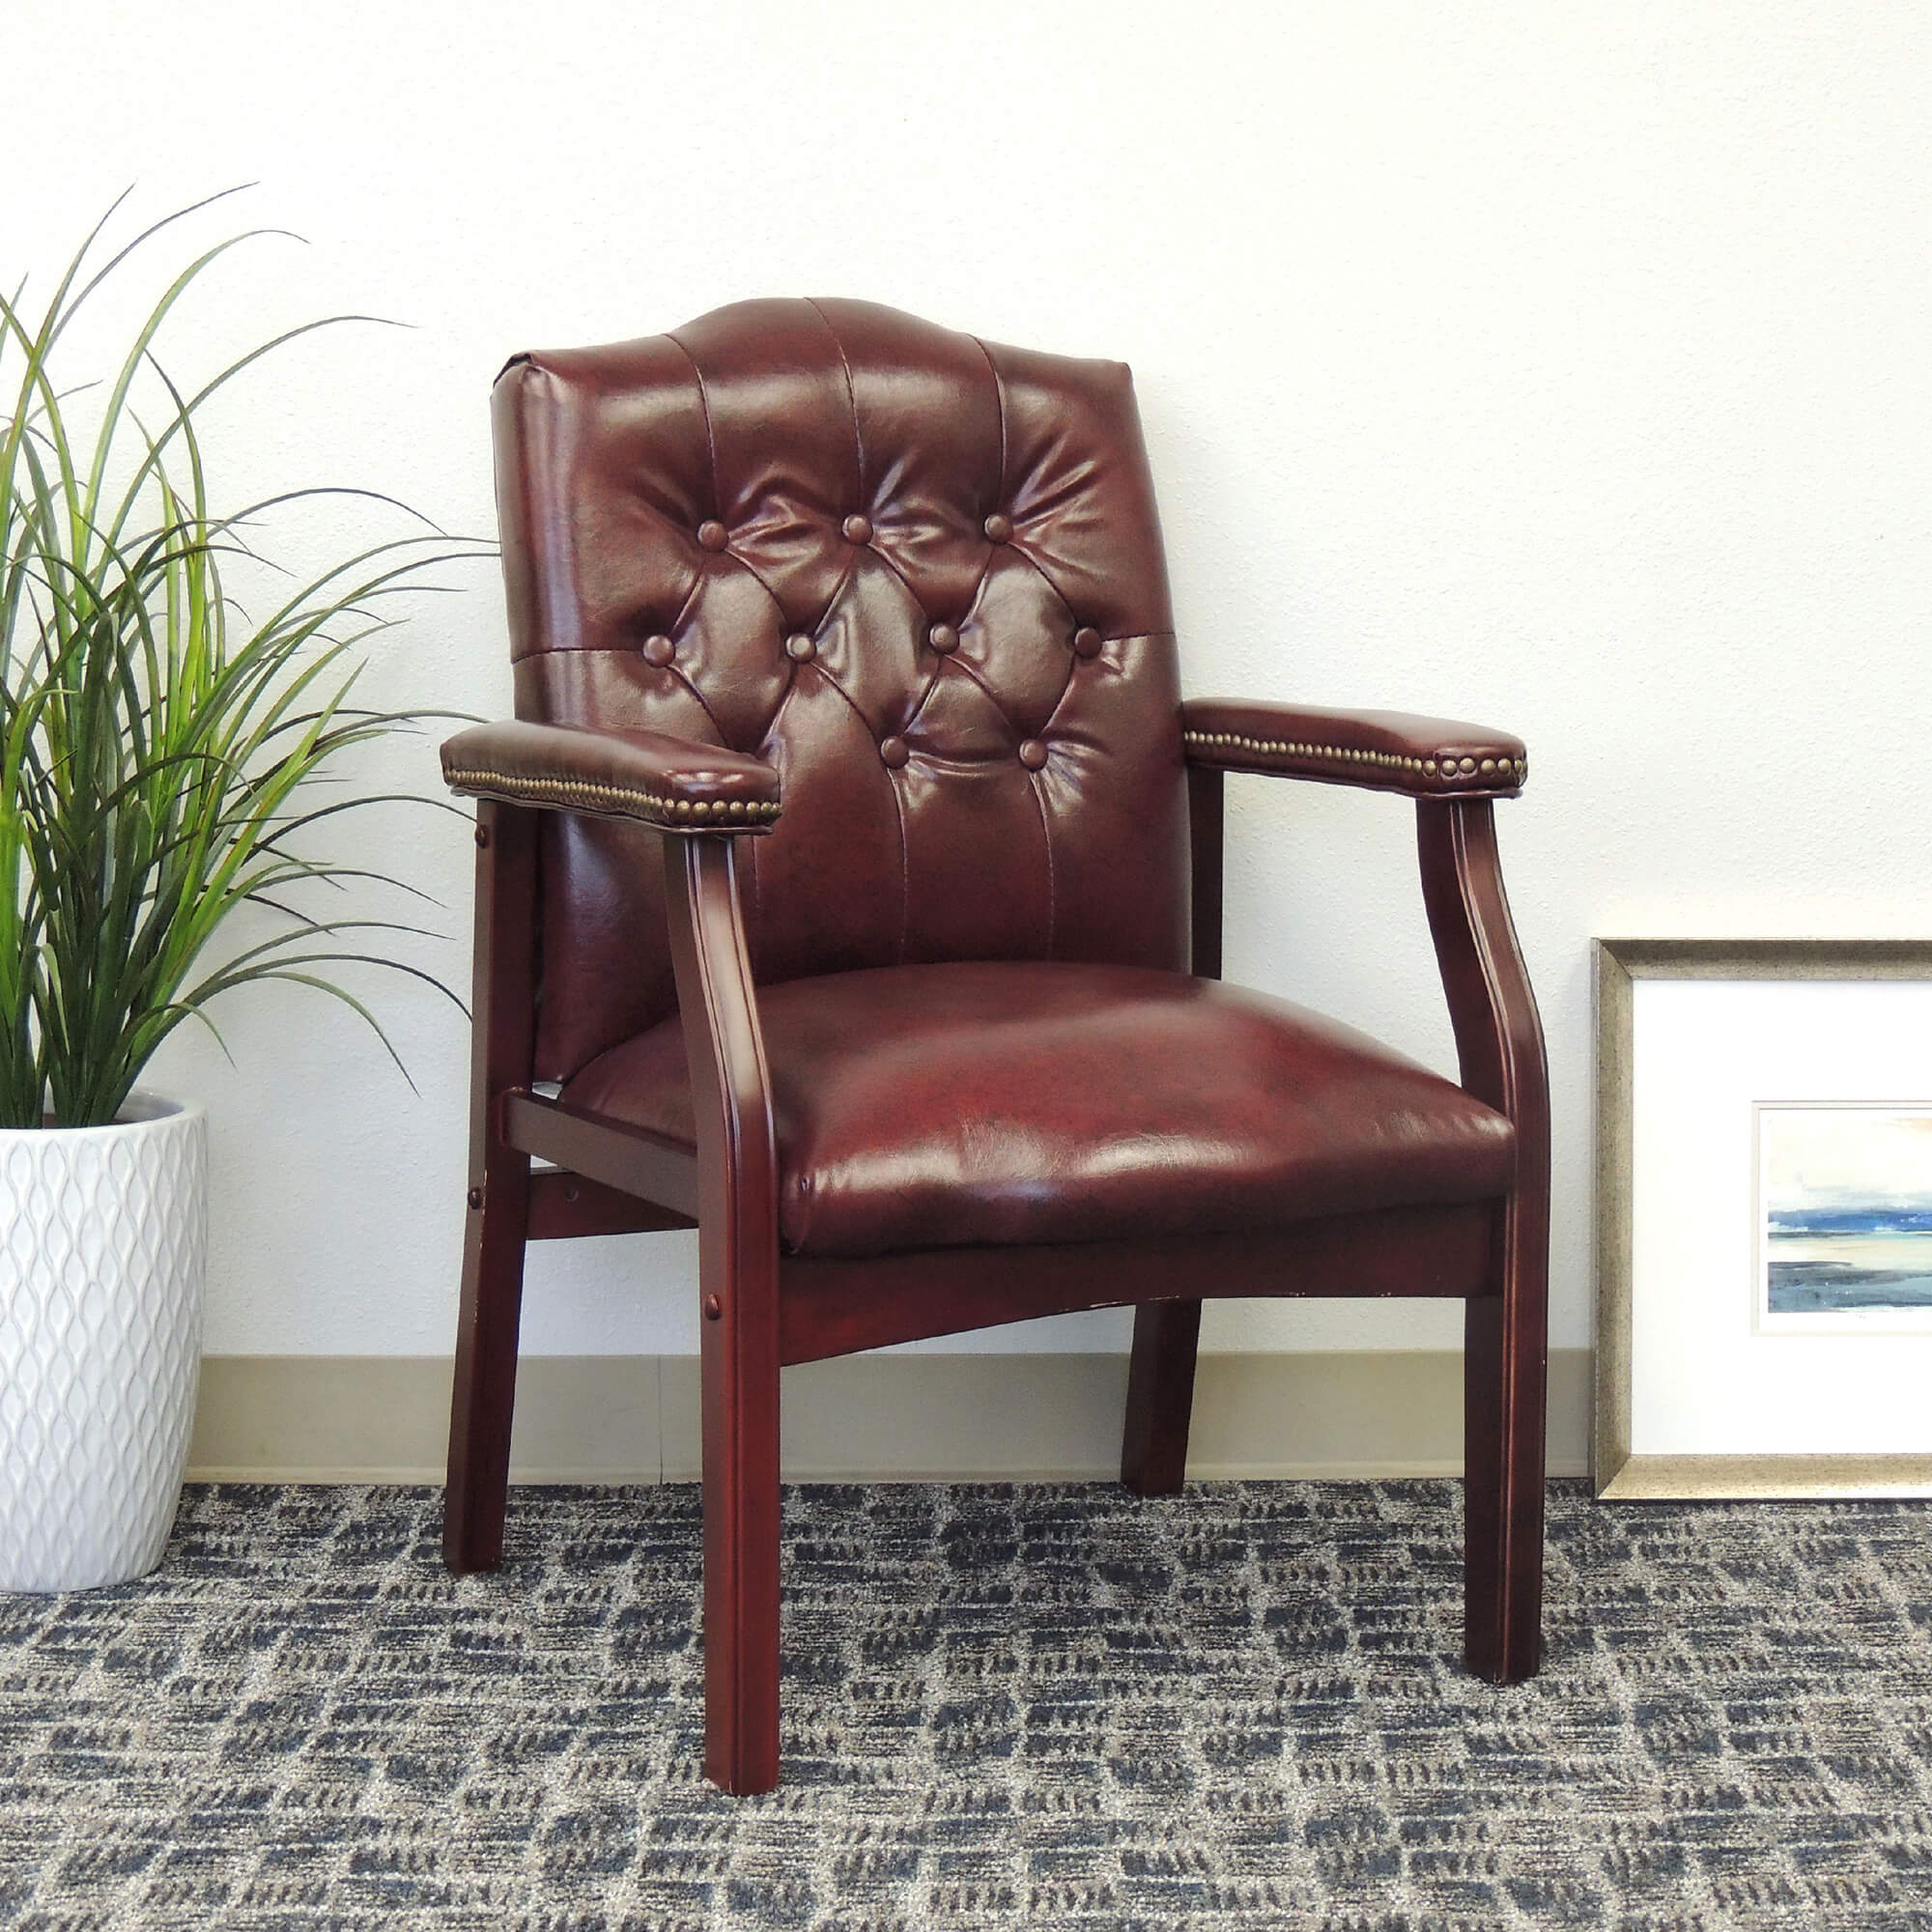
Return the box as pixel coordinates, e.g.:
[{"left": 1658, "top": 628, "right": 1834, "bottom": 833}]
[
  {"left": 1463, "top": 1188, "right": 1548, "bottom": 1683},
  {"left": 700, "top": 1236, "right": 782, "bottom": 1794},
  {"left": 1416, "top": 797, "right": 1549, "bottom": 1683},
  {"left": 664, "top": 831, "right": 784, "bottom": 1794},
  {"left": 1121, "top": 1299, "right": 1202, "bottom": 1495}
]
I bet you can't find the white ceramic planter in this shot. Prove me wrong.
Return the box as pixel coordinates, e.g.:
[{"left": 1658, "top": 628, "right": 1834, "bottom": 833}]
[{"left": 0, "top": 1094, "right": 207, "bottom": 1591}]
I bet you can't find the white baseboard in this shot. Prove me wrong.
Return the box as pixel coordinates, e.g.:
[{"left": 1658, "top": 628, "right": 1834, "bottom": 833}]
[{"left": 186, "top": 1349, "right": 1590, "bottom": 1484}]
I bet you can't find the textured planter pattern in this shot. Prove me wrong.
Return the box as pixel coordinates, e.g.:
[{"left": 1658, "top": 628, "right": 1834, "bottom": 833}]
[{"left": 0, "top": 1096, "right": 207, "bottom": 1591}]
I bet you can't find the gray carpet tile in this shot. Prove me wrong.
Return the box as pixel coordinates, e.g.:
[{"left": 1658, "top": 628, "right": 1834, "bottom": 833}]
[{"left": 0, "top": 1480, "right": 1929, "bottom": 1930}]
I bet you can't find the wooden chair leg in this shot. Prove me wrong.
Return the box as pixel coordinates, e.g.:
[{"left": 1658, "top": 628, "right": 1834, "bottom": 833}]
[
  {"left": 700, "top": 1234, "right": 782, "bottom": 1795},
  {"left": 1121, "top": 1298, "right": 1202, "bottom": 1496},
  {"left": 443, "top": 1151, "right": 532, "bottom": 1572},
  {"left": 666, "top": 832, "right": 785, "bottom": 1795},
  {"left": 1416, "top": 798, "right": 1549, "bottom": 1683},
  {"left": 443, "top": 801, "right": 539, "bottom": 1577},
  {"left": 1463, "top": 1189, "right": 1547, "bottom": 1682}
]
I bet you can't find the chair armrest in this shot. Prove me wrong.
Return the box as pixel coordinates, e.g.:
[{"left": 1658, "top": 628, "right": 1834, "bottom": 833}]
[
  {"left": 1181, "top": 698, "right": 1527, "bottom": 799},
  {"left": 441, "top": 720, "right": 781, "bottom": 833}
]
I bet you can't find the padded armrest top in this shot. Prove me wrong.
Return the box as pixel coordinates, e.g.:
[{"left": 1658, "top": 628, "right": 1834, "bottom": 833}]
[
  {"left": 441, "top": 720, "right": 781, "bottom": 832},
  {"left": 1181, "top": 698, "right": 1527, "bottom": 799}
]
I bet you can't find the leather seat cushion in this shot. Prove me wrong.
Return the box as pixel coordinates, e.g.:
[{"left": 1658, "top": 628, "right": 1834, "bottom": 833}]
[{"left": 559, "top": 961, "right": 1516, "bottom": 1260}]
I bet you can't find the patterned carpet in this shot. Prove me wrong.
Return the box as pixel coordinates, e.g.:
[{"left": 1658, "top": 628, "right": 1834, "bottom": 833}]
[{"left": 0, "top": 1482, "right": 1929, "bottom": 1930}]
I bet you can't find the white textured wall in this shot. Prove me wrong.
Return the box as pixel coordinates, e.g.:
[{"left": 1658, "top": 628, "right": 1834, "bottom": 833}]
[{"left": 11, "top": 1, "right": 1932, "bottom": 1360}]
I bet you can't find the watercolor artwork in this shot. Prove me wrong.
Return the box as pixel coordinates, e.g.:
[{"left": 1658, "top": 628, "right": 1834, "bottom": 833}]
[{"left": 1758, "top": 1105, "right": 1932, "bottom": 1328}]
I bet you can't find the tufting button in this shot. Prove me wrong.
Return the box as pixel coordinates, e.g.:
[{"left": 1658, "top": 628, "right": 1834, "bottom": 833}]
[
  {"left": 982, "top": 512, "right": 1013, "bottom": 543},
  {"left": 1017, "top": 739, "right": 1048, "bottom": 771},
  {"left": 842, "top": 513, "right": 872, "bottom": 545},
  {"left": 928, "top": 622, "right": 959, "bottom": 655},
  {"left": 696, "top": 520, "right": 728, "bottom": 552},
  {"left": 879, "top": 735, "right": 909, "bottom": 769},
  {"left": 785, "top": 633, "right": 816, "bottom": 663},
  {"left": 641, "top": 634, "right": 676, "bottom": 667},
  {"left": 1071, "top": 626, "right": 1102, "bottom": 659}
]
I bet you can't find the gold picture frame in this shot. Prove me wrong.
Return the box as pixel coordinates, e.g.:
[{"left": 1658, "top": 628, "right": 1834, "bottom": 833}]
[{"left": 1594, "top": 937, "right": 1932, "bottom": 1500}]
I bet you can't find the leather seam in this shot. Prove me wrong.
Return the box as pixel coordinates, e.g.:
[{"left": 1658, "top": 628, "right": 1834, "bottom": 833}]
[
  {"left": 666, "top": 662, "right": 732, "bottom": 749},
  {"left": 805, "top": 297, "right": 868, "bottom": 520},
  {"left": 957, "top": 338, "right": 1084, "bottom": 632},
  {"left": 638, "top": 562, "right": 731, "bottom": 747},
  {"left": 668, "top": 553, "right": 707, "bottom": 637},
  {"left": 760, "top": 611, "right": 912, "bottom": 949},
  {"left": 899, "top": 656, "right": 947, "bottom": 737},
  {"left": 855, "top": 512, "right": 947, "bottom": 646},
  {"left": 996, "top": 527, "right": 1081, "bottom": 634},
  {"left": 444, "top": 766, "right": 780, "bottom": 829},
  {"left": 699, "top": 540, "right": 799, "bottom": 750},
  {"left": 971, "top": 332, "right": 1007, "bottom": 498},
  {"left": 666, "top": 329, "right": 723, "bottom": 523},
  {"left": 925, "top": 527, "right": 1006, "bottom": 730},
  {"left": 960, "top": 528, "right": 1000, "bottom": 632},
  {"left": 887, "top": 756, "right": 911, "bottom": 965},
  {"left": 812, "top": 543, "right": 863, "bottom": 641},
  {"left": 941, "top": 649, "right": 1030, "bottom": 752},
  {"left": 1182, "top": 730, "right": 1528, "bottom": 788},
  {"left": 1028, "top": 766, "right": 1057, "bottom": 960},
  {"left": 899, "top": 649, "right": 943, "bottom": 741},
  {"left": 804, "top": 298, "right": 936, "bottom": 780},
  {"left": 798, "top": 634, "right": 894, "bottom": 747},
  {"left": 721, "top": 544, "right": 793, "bottom": 638},
  {"left": 659, "top": 329, "right": 749, "bottom": 754},
  {"left": 1037, "top": 612, "right": 1085, "bottom": 739},
  {"left": 761, "top": 653, "right": 803, "bottom": 748}
]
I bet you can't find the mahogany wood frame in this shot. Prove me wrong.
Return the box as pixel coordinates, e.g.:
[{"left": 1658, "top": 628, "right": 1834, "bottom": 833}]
[{"left": 443, "top": 764, "right": 1549, "bottom": 1794}]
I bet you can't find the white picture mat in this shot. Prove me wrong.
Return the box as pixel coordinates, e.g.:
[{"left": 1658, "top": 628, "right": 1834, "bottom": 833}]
[{"left": 1629, "top": 976, "right": 1932, "bottom": 1456}]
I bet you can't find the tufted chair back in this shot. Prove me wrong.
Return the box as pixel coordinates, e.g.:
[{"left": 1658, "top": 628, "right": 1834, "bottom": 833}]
[{"left": 494, "top": 298, "right": 1193, "bottom": 1081}]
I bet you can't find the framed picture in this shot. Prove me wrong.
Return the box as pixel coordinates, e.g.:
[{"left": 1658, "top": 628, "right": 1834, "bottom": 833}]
[{"left": 1595, "top": 938, "right": 1932, "bottom": 1499}]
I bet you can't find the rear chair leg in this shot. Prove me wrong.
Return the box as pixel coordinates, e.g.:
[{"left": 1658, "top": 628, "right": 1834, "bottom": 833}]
[
  {"left": 1121, "top": 1298, "right": 1203, "bottom": 1496},
  {"left": 444, "top": 1151, "right": 532, "bottom": 1571},
  {"left": 1129, "top": 756, "right": 1219, "bottom": 1502}
]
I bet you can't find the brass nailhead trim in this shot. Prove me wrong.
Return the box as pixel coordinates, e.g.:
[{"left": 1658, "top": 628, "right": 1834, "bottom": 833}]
[
  {"left": 1181, "top": 731, "right": 1526, "bottom": 786},
  {"left": 443, "top": 766, "right": 781, "bottom": 829}
]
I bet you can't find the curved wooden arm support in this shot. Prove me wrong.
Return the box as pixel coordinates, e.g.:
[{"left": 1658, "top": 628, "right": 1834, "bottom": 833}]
[
  {"left": 1181, "top": 696, "right": 1526, "bottom": 800},
  {"left": 1416, "top": 798, "right": 1550, "bottom": 1684},
  {"left": 1416, "top": 802, "right": 1548, "bottom": 1134},
  {"left": 661, "top": 834, "right": 783, "bottom": 1794}
]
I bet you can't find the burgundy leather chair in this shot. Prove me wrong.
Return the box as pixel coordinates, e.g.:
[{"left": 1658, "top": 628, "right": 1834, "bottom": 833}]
[{"left": 440, "top": 298, "right": 1548, "bottom": 1796}]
